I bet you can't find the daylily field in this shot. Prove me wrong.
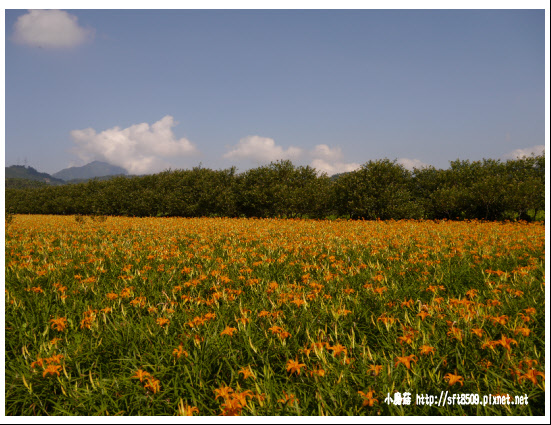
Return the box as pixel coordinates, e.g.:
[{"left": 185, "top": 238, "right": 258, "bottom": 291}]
[{"left": 4, "top": 215, "right": 546, "bottom": 415}]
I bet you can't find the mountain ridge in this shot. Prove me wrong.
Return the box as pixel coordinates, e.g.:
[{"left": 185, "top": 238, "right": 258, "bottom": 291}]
[{"left": 52, "top": 161, "right": 128, "bottom": 181}]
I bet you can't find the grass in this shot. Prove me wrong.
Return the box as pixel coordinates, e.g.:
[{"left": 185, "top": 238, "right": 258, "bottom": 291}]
[{"left": 4, "top": 215, "right": 546, "bottom": 415}]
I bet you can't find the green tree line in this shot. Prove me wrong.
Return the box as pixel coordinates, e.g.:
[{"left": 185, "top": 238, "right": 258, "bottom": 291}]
[{"left": 4, "top": 155, "right": 545, "bottom": 221}]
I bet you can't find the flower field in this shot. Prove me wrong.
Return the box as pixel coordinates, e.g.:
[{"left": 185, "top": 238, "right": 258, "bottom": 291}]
[{"left": 4, "top": 215, "right": 546, "bottom": 415}]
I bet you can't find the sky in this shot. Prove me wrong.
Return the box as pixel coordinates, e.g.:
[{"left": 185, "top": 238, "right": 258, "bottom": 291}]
[{"left": 3, "top": 2, "right": 548, "bottom": 176}]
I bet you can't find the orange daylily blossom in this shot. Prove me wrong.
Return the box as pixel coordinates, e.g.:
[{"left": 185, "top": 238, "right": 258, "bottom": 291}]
[
  {"left": 220, "top": 326, "right": 237, "bottom": 337},
  {"left": 144, "top": 377, "right": 161, "bottom": 394},
  {"left": 519, "top": 359, "right": 538, "bottom": 369},
  {"left": 401, "top": 299, "right": 413, "bottom": 308},
  {"left": 447, "top": 327, "right": 463, "bottom": 341},
  {"left": 214, "top": 386, "right": 234, "bottom": 400},
  {"left": 519, "top": 369, "right": 545, "bottom": 386},
  {"left": 465, "top": 289, "right": 478, "bottom": 298},
  {"left": 444, "top": 373, "right": 464, "bottom": 386},
  {"left": 518, "top": 313, "right": 532, "bottom": 323},
  {"left": 328, "top": 343, "right": 347, "bottom": 357},
  {"left": 481, "top": 339, "right": 500, "bottom": 350},
  {"left": 268, "top": 325, "right": 284, "bottom": 334},
  {"left": 50, "top": 337, "right": 62, "bottom": 346},
  {"left": 173, "top": 344, "right": 189, "bottom": 359},
  {"left": 131, "top": 369, "right": 151, "bottom": 382},
  {"left": 367, "top": 365, "right": 383, "bottom": 376},
  {"left": 397, "top": 335, "right": 414, "bottom": 346},
  {"left": 471, "top": 328, "right": 484, "bottom": 338},
  {"left": 300, "top": 347, "right": 312, "bottom": 357},
  {"left": 394, "top": 355, "right": 418, "bottom": 370},
  {"left": 377, "top": 315, "right": 396, "bottom": 326},
  {"left": 309, "top": 368, "right": 325, "bottom": 377},
  {"left": 419, "top": 345, "right": 435, "bottom": 356},
  {"left": 524, "top": 307, "right": 536, "bottom": 316},
  {"left": 489, "top": 315, "right": 509, "bottom": 326},
  {"left": 46, "top": 354, "right": 64, "bottom": 364},
  {"left": 514, "top": 327, "right": 531, "bottom": 337},
  {"left": 496, "top": 335, "right": 518, "bottom": 351},
  {"left": 286, "top": 359, "right": 307, "bottom": 375},
  {"left": 179, "top": 404, "right": 199, "bottom": 416},
  {"left": 278, "top": 391, "right": 299, "bottom": 406},
  {"left": 49, "top": 317, "right": 68, "bottom": 332},
  {"left": 156, "top": 317, "right": 170, "bottom": 327},
  {"left": 31, "top": 357, "right": 44, "bottom": 369},
  {"left": 42, "top": 364, "right": 62, "bottom": 378},
  {"left": 417, "top": 311, "right": 431, "bottom": 320},
  {"left": 358, "top": 390, "right": 378, "bottom": 407},
  {"left": 220, "top": 398, "right": 242, "bottom": 416},
  {"left": 238, "top": 366, "right": 255, "bottom": 380}
]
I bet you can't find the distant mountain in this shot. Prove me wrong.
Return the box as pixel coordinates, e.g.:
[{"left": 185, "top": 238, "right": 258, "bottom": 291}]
[
  {"left": 52, "top": 161, "right": 128, "bottom": 181},
  {"left": 5, "top": 165, "right": 65, "bottom": 185}
]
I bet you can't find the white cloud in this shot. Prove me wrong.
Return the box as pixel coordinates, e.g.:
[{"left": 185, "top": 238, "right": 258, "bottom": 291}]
[
  {"left": 70, "top": 116, "right": 199, "bottom": 174},
  {"left": 223, "top": 136, "right": 302, "bottom": 163},
  {"left": 223, "top": 138, "right": 360, "bottom": 176},
  {"left": 12, "top": 9, "right": 94, "bottom": 49},
  {"left": 310, "top": 144, "right": 344, "bottom": 162},
  {"left": 308, "top": 144, "right": 360, "bottom": 175},
  {"left": 310, "top": 158, "right": 361, "bottom": 176},
  {"left": 502, "top": 145, "right": 545, "bottom": 160},
  {"left": 397, "top": 158, "right": 430, "bottom": 171}
]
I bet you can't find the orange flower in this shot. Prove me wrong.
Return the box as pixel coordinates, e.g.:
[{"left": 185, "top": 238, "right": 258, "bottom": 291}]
[
  {"left": 417, "top": 311, "right": 431, "bottom": 320},
  {"left": 367, "top": 365, "right": 383, "bottom": 376},
  {"left": 397, "top": 335, "right": 414, "bottom": 346},
  {"left": 444, "top": 373, "right": 464, "bottom": 386},
  {"left": 131, "top": 369, "right": 151, "bottom": 382},
  {"left": 45, "top": 354, "right": 64, "bottom": 364},
  {"left": 496, "top": 335, "right": 518, "bottom": 351},
  {"left": 524, "top": 307, "right": 536, "bottom": 316},
  {"left": 156, "top": 317, "right": 170, "bottom": 327},
  {"left": 471, "top": 328, "right": 484, "bottom": 338},
  {"left": 519, "top": 369, "right": 545, "bottom": 386},
  {"left": 419, "top": 345, "right": 435, "bottom": 356},
  {"left": 144, "top": 377, "right": 161, "bottom": 394},
  {"left": 358, "top": 390, "right": 378, "bottom": 407},
  {"left": 173, "top": 344, "right": 188, "bottom": 359},
  {"left": 42, "top": 364, "right": 62, "bottom": 378},
  {"left": 238, "top": 366, "right": 255, "bottom": 380},
  {"left": 30, "top": 357, "right": 44, "bottom": 369},
  {"left": 401, "top": 299, "right": 413, "bottom": 308},
  {"left": 309, "top": 368, "right": 325, "bottom": 377},
  {"left": 514, "top": 327, "right": 531, "bottom": 337},
  {"left": 49, "top": 317, "right": 68, "bottom": 332},
  {"left": 286, "top": 359, "right": 306, "bottom": 375},
  {"left": 278, "top": 391, "right": 299, "bottom": 406},
  {"left": 214, "top": 385, "right": 234, "bottom": 400},
  {"left": 328, "top": 343, "right": 347, "bottom": 357},
  {"left": 447, "top": 327, "right": 463, "bottom": 341},
  {"left": 268, "top": 325, "right": 284, "bottom": 334},
  {"left": 489, "top": 315, "right": 509, "bottom": 326},
  {"left": 465, "top": 289, "right": 478, "bottom": 298},
  {"left": 221, "top": 326, "right": 237, "bottom": 337},
  {"left": 394, "top": 355, "right": 418, "bottom": 370},
  {"left": 178, "top": 403, "right": 199, "bottom": 416}
]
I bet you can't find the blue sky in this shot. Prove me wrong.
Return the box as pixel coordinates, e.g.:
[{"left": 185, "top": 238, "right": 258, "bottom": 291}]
[{"left": 3, "top": 4, "right": 547, "bottom": 176}]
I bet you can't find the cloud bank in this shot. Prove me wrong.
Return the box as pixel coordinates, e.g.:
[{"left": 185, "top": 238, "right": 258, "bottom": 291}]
[
  {"left": 502, "top": 145, "right": 545, "bottom": 160},
  {"left": 70, "top": 116, "right": 199, "bottom": 174},
  {"left": 223, "top": 137, "right": 360, "bottom": 175},
  {"left": 223, "top": 136, "right": 303, "bottom": 163},
  {"left": 12, "top": 9, "right": 94, "bottom": 49},
  {"left": 397, "top": 158, "right": 430, "bottom": 171}
]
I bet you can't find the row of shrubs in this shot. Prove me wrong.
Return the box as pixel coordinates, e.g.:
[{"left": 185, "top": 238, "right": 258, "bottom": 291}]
[{"left": 5, "top": 156, "right": 545, "bottom": 221}]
